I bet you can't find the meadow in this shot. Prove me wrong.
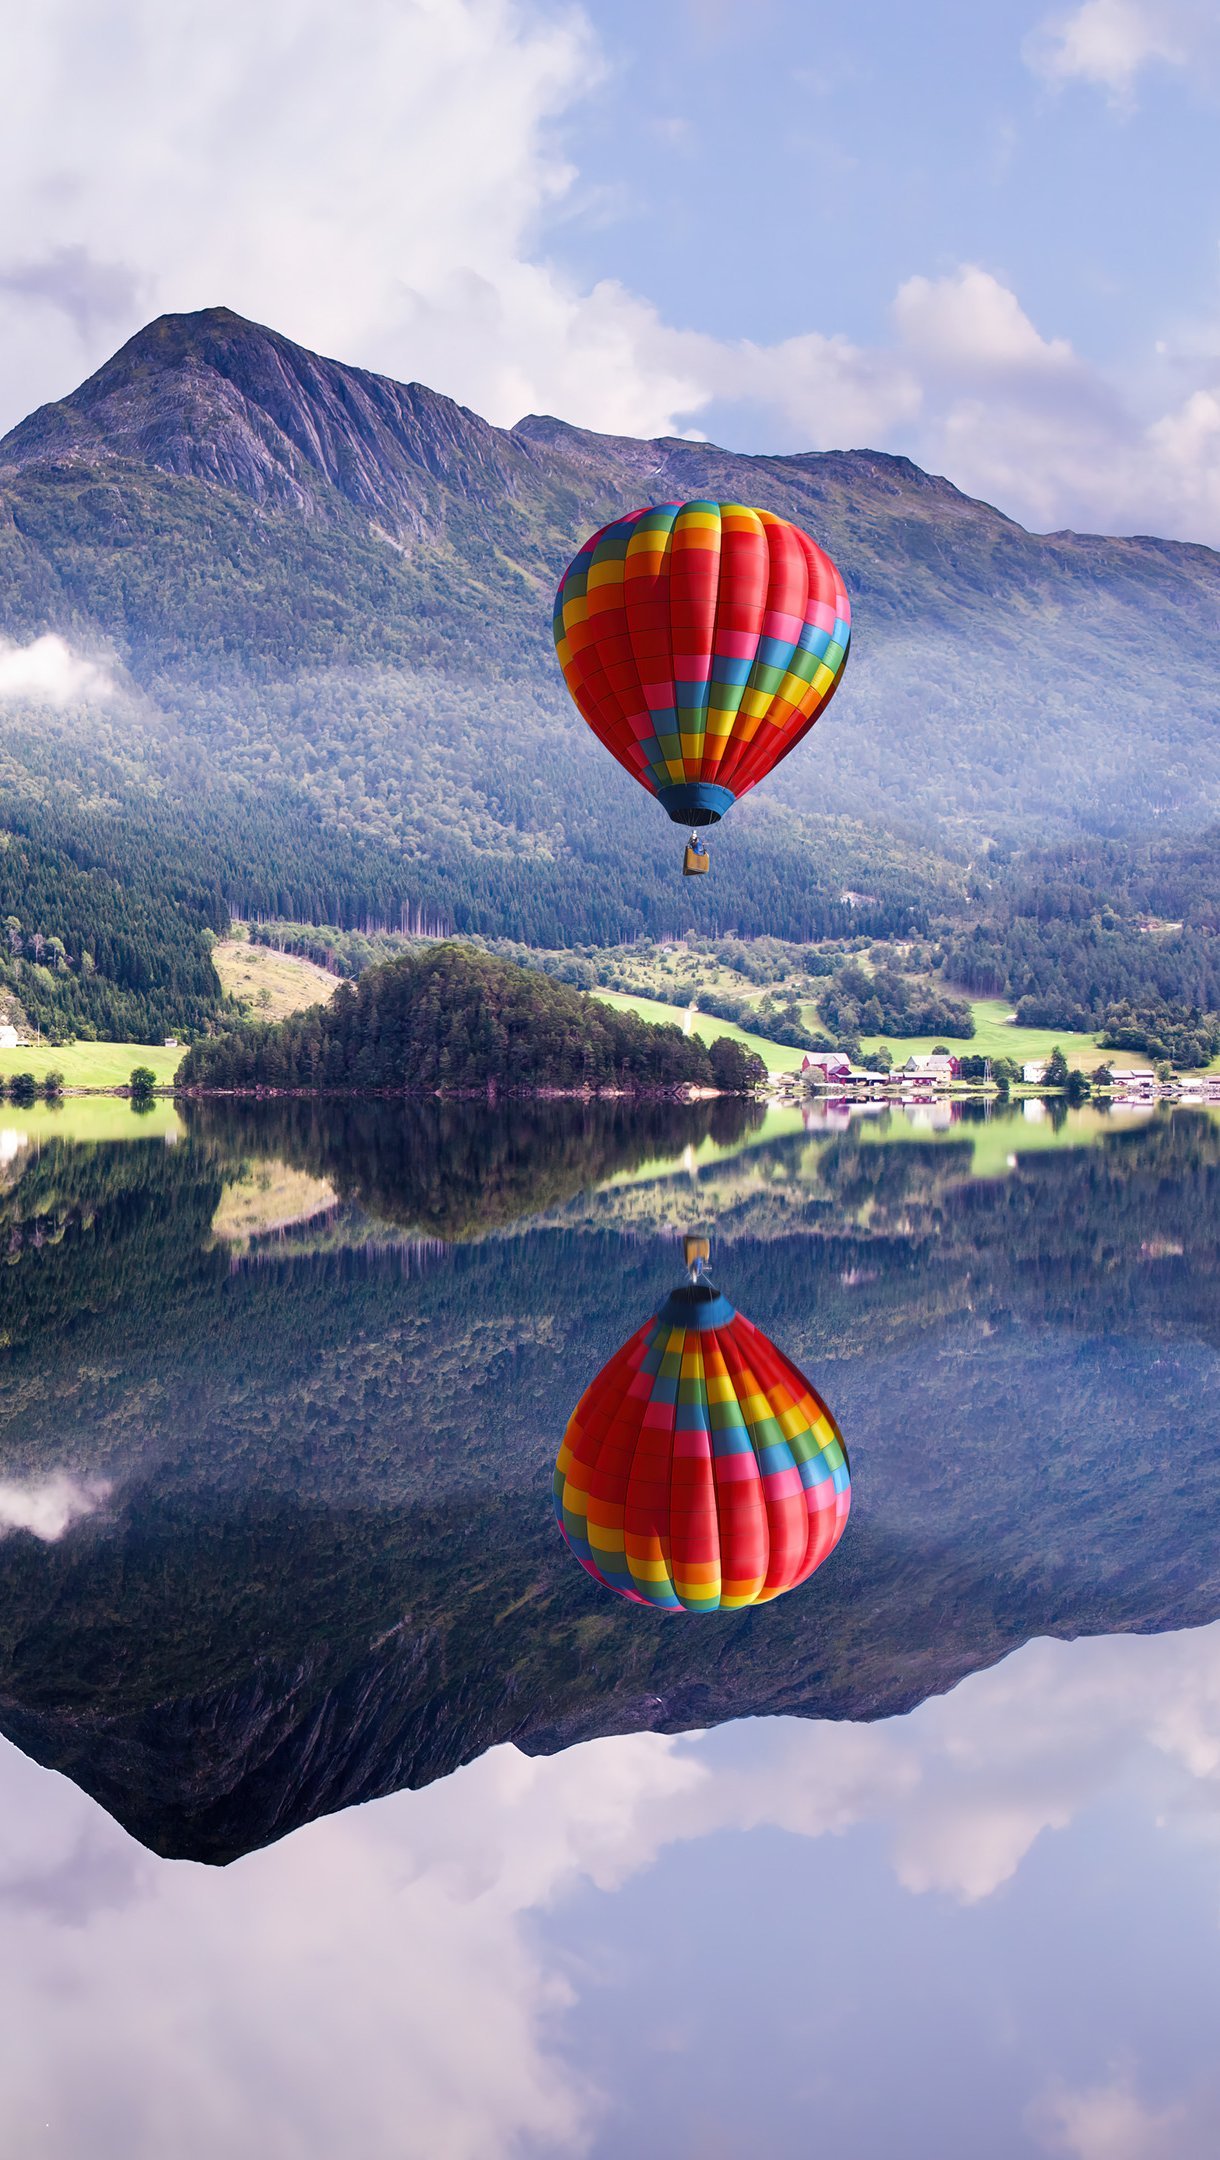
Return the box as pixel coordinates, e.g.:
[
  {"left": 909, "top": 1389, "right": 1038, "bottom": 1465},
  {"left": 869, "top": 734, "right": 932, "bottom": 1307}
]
[
  {"left": 592, "top": 988, "right": 1111, "bottom": 1077},
  {"left": 212, "top": 937, "right": 339, "bottom": 1021},
  {"left": 0, "top": 1042, "right": 184, "bottom": 1088},
  {"left": 589, "top": 991, "right": 799, "bottom": 1075}
]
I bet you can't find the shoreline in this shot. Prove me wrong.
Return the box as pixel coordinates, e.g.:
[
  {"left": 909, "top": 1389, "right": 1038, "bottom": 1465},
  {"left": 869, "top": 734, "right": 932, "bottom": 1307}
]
[{"left": 170, "top": 1082, "right": 736, "bottom": 1102}]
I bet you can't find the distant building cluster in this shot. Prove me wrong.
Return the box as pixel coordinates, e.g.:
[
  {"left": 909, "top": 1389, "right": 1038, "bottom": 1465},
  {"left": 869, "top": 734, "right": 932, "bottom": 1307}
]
[
  {"left": 797, "top": 1050, "right": 1220, "bottom": 1102},
  {"left": 799, "top": 1050, "right": 961, "bottom": 1091}
]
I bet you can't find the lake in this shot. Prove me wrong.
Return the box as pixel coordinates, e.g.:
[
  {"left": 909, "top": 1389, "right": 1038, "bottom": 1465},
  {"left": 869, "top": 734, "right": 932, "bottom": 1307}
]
[{"left": 0, "top": 1095, "right": 1216, "bottom": 2156}]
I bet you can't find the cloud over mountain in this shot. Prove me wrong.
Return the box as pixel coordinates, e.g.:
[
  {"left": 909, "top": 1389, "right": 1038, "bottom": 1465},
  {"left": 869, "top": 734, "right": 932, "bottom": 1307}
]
[{"left": 4, "top": 2, "right": 1220, "bottom": 540}]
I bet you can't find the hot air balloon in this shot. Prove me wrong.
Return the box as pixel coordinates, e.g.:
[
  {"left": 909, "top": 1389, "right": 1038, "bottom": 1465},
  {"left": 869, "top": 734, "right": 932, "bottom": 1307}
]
[
  {"left": 552, "top": 501, "right": 851, "bottom": 875},
  {"left": 553, "top": 1248, "right": 850, "bottom": 1611}
]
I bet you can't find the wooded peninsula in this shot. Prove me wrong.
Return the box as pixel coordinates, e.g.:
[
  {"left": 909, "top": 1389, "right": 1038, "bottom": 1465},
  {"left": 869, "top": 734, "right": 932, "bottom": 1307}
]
[{"left": 178, "top": 945, "right": 768, "bottom": 1095}]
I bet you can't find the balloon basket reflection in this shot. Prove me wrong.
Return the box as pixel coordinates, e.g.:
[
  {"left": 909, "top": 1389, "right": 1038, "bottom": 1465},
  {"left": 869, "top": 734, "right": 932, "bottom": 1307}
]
[{"left": 553, "top": 1246, "right": 850, "bottom": 1612}]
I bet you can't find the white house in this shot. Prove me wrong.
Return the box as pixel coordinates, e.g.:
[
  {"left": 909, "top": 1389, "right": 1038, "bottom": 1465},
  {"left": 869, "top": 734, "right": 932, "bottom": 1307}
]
[
  {"left": 1106, "top": 1067, "right": 1156, "bottom": 1090},
  {"left": 0, "top": 1025, "right": 19, "bottom": 1051},
  {"left": 1022, "top": 1060, "right": 1048, "bottom": 1085}
]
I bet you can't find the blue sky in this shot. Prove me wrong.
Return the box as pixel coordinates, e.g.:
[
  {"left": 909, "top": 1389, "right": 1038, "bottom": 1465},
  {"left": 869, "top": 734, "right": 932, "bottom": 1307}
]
[
  {"left": 2, "top": 0, "right": 1220, "bottom": 539},
  {"left": 561, "top": 0, "right": 1219, "bottom": 396}
]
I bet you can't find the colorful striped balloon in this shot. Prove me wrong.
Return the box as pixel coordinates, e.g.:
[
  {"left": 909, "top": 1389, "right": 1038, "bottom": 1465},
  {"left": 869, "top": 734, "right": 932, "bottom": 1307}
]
[
  {"left": 551, "top": 501, "right": 851, "bottom": 833},
  {"left": 553, "top": 1277, "right": 851, "bottom": 1612}
]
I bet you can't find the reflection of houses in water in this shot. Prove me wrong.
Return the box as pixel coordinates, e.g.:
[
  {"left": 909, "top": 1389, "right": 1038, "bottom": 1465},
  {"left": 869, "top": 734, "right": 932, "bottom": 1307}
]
[
  {"left": 1177, "top": 1075, "right": 1220, "bottom": 1103},
  {"left": 801, "top": 1097, "right": 965, "bottom": 1134},
  {"left": 801, "top": 1099, "right": 887, "bottom": 1133},
  {"left": 906, "top": 1099, "right": 954, "bottom": 1130}
]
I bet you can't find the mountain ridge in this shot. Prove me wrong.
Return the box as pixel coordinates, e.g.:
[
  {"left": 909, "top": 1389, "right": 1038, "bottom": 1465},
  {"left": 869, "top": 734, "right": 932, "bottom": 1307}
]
[
  {"left": 7, "top": 307, "right": 1217, "bottom": 597},
  {"left": 0, "top": 306, "right": 540, "bottom": 532},
  {"left": 1, "top": 306, "right": 1219, "bottom": 960}
]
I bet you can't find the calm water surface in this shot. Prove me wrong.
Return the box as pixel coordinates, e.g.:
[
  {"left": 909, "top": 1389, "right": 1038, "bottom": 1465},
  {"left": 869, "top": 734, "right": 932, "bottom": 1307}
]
[{"left": 0, "top": 1096, "right": 1216, "bottom": 2157}]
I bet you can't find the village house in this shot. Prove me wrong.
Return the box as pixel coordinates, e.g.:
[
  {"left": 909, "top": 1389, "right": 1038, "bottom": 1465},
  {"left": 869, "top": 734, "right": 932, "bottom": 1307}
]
[
  {"left": 800, "top": 1051, "right": 854, "bottom": 1082},
  {"left": 1024, "top": 1059, "right": 1157, "bottom": 1090},
  {"left": 896, "top": 1052, "right": 960, "bottom": 1085}
]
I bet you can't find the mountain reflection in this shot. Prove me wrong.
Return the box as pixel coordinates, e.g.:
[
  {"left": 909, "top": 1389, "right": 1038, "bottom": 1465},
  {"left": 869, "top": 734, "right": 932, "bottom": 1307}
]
[{"left": 0, "top": 1104, "right": 1215, "bottom": 1863}]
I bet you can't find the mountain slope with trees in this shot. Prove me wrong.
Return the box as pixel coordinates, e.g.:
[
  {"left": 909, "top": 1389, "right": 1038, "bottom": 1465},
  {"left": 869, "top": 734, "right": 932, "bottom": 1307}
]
[{"left": 3, "top": 308, "right": 1220, "bottom": 964}]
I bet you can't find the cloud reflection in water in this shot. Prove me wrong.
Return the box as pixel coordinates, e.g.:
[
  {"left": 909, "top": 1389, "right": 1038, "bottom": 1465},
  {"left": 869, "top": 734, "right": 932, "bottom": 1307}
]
[{"left": 0, "top": 1622, "right": 1217, "bottom": 2156}]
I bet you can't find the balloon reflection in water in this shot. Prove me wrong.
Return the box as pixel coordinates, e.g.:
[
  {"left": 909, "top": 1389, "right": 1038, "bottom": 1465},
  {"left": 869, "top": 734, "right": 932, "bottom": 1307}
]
[{"left": 553, "top": 1263, "right": 850, "bottom": 1611}]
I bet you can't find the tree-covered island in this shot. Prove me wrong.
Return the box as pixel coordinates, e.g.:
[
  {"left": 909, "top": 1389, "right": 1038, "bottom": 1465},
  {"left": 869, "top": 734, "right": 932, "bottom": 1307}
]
[{"left": 177, "top": 943, "right": 768, "bottom": 1096}]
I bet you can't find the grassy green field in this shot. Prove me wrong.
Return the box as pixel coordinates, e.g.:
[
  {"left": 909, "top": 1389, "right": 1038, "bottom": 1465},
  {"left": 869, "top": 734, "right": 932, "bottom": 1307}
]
[
  {"left": 592, "top": 988, "right": 1115, "bottom": 1078},
  {"left": 854, "top": 997, "right": 1108, "bottom": 1071},
  {"left": 590, "top": 991, "right": 802, "bottom": 1075},
  {"left": 0, "top": 1098, "right": 182, "bottom": 1143},
  {"left": 0, "top": 1042, "right": 184, "bottom": 1088}
]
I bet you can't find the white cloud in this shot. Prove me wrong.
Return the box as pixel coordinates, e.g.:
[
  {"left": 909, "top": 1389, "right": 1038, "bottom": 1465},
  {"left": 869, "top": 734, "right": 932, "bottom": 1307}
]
[
  {"left": 1032, "top": 2075, "right": 1197, "bottom": 2159},
  {"left": 681, "top": 323, "right": 923, "bottom": 451},
  {"left": 0, "top": 0, "right": 638, "bottom": 440},
  {"left": 894, "top": 265, "right": 1077, "bottom": 377},
  {"left": 0, "top": 635, "right": 114, "bottom": 706},
  {"left": 0, "top": 1472, "right": 111, "bottom": 1540},
  {"left": 877, "top": 266, "right": 1220, "bottom": 541},
  {"left": 2, "top": 4, "right": 1220, "bottom": 543},
  {"left": 1025, "top": 1, "right": 1201, "bottom": 97}
]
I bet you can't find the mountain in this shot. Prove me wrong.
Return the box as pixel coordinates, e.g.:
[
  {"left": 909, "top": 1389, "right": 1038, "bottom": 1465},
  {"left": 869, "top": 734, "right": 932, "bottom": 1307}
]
[{"left": 2, "top": 307, "right": 1219, "bottom": 971}]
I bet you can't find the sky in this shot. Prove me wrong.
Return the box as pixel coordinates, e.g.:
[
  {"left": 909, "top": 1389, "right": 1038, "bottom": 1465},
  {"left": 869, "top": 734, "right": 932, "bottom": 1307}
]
[
  {"left": 0, "top": 1621, "right": 1218, "bottom": 2157},
  {"left": 2, "top": 0, "right": 1220, "bottom": 539}
]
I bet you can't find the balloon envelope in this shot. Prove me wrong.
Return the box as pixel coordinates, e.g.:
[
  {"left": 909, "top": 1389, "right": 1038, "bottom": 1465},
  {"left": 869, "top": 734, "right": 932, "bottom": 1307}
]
[
  {"left": 554, "top": 1279, "right": 851, "bottom": 1611},
  {"left": 552, "top": 501, "right": 851, "bottom": 829}
]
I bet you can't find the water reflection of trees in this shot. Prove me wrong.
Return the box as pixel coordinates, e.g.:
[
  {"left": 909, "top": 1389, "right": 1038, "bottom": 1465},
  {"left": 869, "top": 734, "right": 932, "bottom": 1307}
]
[{"left": 183, "top": 1097, "right": 762, "bottom": 1239}]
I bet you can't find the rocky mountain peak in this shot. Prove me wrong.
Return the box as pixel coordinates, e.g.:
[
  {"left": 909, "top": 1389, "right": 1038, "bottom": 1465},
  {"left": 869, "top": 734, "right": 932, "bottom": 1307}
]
[{"left": 0, "top": 307, "right": 535, "bottom": 534}]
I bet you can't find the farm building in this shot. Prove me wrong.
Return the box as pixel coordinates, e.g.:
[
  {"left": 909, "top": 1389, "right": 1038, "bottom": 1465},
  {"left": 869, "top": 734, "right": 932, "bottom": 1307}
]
[
  {"left": 801, "top": 1051, "right": 854, "bottom": 1082},
  {"left": 897, "top": 1052, "right": 959, "bottom": 1084}
]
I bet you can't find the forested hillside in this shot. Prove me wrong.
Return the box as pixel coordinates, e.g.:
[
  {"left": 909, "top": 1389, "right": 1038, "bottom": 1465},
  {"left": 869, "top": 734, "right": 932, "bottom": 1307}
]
[
  {"left": 178, "top": 943, "right": 764, "bottom": 1094},
  {"left": 2, "top": 307, "right": 1220, "bottom": 975}
]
